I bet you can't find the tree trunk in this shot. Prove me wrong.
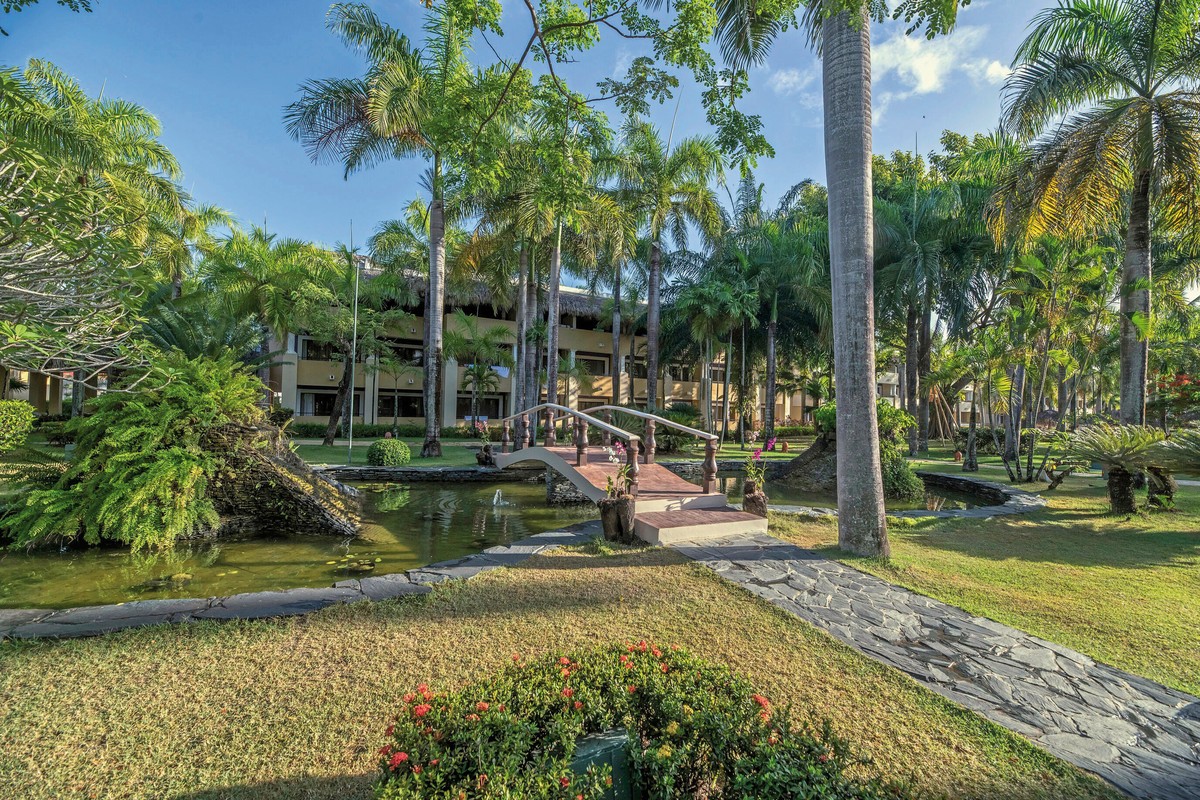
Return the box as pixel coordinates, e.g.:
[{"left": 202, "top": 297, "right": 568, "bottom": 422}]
[
  {"left": 765, "top": 311, "right": 778, "bottom": 442},
  {"left": 1119, "top": 169, "right": 1152, "bottom": 426},
  {"left": 646, "top": 240, "right": 662, "bottom": 410},
  {"left": 822, "top": 6, "right": 889, "bottom": 558},
  {"left": 524, "top": 250, "right": 539, "bottom": 414},
  {"left": 963, "top": 380, "right": 979, "bottom": 472},
  {"left": 739, "top": 321, "right": 747, "bottom": 449},
  {"left": 421, "top": 178, "right": 446, "bottom": 458},
  {"left": 1107, "top": 466, "right": 1137, "bottom": 515},
  {"left": 721, "top": 332, "right": 733, "bottom": 444},
  {"left": 917, "top": 304, "right": 931, "bottom": 452},
  {"left": 515, "top": 244, "right": 528, "bottom": 431},
  {"left": 611, "top": 262, "right": 622, "bottom": 405},
  {"left": 905, "top": 304, "right": 918, "bottom": 455},
  {"left": 322, "top": 341, "right": 353, "bottom": 447},
  {"left": 546, "top": 225, "right": 563, "bottom": 409}
]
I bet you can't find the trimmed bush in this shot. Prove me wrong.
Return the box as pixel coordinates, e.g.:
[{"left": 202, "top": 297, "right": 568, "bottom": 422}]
[
  {"left": 286, "top": 422, "right": 486, "bottom": 440},
  {"left": 0, "top": 400, "right": 35, "bottom": 452},
  {"left": 367, "top": 438, "right": 411, "bottom": 467},
  {"left": 374, "top": 644, "right": 905, "bottom": 800},
  {"left": 774, "top": 425, "right": 816, "bottom": 438}
]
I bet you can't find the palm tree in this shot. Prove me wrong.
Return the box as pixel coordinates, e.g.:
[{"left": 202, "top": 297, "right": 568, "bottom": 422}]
[
  {"left": 444, "top": 309, "right": 514, "bottom": 423},
  {"left": 285, "top": 3, "right": 516, "bottom": 457},
  {"left": 1000, "top": 0, "right": 1200, "bottom": 425},
  {"left": 617, "top": 119, "right": 724, "bottom": 410}
]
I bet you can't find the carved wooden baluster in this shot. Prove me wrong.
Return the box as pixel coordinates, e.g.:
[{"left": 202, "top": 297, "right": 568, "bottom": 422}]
[
  {"left": 626, "top": 438, "right": 640, "bottom": 497},
  {"left": 575, "top": 416, "right": 587, "bottom": 466},
  {"left": 523, "top": 412, "right": 533, "bottom": 449},
  {"left": 544, "top": 408, "right": 556, "bottom": 447},
  {"left": 501, "top": 421, "right": 511, "bottom": 454},
  {"left": 702, "top": 437, "right": 718, "bottom": 494},
  {"left": 644, "top": 419, "right": 656, "bottom": 464}
]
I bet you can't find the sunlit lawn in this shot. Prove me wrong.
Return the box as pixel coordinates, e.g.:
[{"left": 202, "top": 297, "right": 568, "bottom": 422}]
[
  {"left": 771, "top": 474, "right": 1200, "bottom": 696},
  {"left": 0, "top": 547, "right": 1115, "bottom": 800},
  {"left": 292, "top": 438, "right": 480, "bottom": 467}
]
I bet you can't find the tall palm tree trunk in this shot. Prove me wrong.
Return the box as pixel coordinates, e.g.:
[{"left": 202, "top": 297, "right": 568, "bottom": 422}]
[
  {"left": 823, "top": 6, "right": 889, "bottom": 558},
  {"left": 515, "top": 245, "right": 528, "bottom": 422},
  {"left": 422, "top": 179, "right": 446, "bottom": 458},
  {"left": 905, "top": 304, "right": 919, "bottom": 455},
  {"left": 1119, "top": 170, "right": 1152, "bottom": 425},
  {"left": 721, "top": 332, "right": 733, "bottom": 444},
  {"left": 917, "top": 305, "right": 931, "bottom": 452},
  {"left": 646, "top": 241, "right": 662, "bottom": 410},
  {"left": 546, "top": 225, "right": 563, "bottom": 409},
  {"left": 611, "top": 262, "right": 622, "bottom": 405},
  {"left": 523, "top": 252, "right": 539, "bottom": 415},
  {"left": 764, "top": 311, "right": 778, "bottom": 441},
  {"left": 739, "top": 321, "right": 747, "bottom": 449}
]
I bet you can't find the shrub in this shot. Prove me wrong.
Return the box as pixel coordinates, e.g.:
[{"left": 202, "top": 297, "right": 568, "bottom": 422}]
[
  {"left": 811, "top": 401, "right": 923, "bottom": 500},
  {"left": 774, "top": 425, "right": 816, "bottom": 438},
  {"left": 374, "top": 645, "right": 904, "bottom": 800},
  {"left": 267, "top": 405, "right": 294, "bottom": 427},
  {"left": 1066, "top": 424, "right": 1168, "bottom": 514},
  {"left": 0, "top": 400, "right": 35, "bottom": 452},
  {"left": 0, "top": 353, "right": 266, "bottom": 550},
  {"left": 31, "top": 413, "right": 70, "bottom": 428},
  {"left": 367, "top": 438, "right": 411, "bottom": 467},
  {"left": 37, "top": 421, "right": 74, "bottom": 447},
  {"left": 954, "top": 426, "right": 1003, "bottom": 455}
]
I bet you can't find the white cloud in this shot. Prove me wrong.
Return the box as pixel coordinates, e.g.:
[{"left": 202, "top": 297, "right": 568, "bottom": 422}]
[
  {"left": 768, "top": 67, "right": 817, "bottom": 96},
  {"left": 612, "top": 48, "right": 631, "bottom": 79}
]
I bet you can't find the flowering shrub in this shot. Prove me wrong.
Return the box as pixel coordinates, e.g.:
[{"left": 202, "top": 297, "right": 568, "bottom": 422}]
[
  {"left": 745, "top": 448, "right": 767, "bottom": 487},
  {"left": 374, "top": 645, "right": 906, "bottom": 800},
  {"left": 603, "top": 444, "right": 632, "bottom": 498},
  {"left": 366, "top": 438, "right": 412, "bottom": 467},
  {"left": 470, "top": 419, "right": 491, "bottom": 443}
]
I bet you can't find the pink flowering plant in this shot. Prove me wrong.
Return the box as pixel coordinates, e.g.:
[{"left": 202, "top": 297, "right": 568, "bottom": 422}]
[
  {"left": 373, "top": 645, "right": 904, "bottom": 800},
  {"left": 471, "top": 419, "right": 491, "bottom": 444},
  {"left": 745, "top": 448, "right": 767, "bottom": 487},
  {"left": 603, "top": 443, "right": 633, "bottom": 498}
]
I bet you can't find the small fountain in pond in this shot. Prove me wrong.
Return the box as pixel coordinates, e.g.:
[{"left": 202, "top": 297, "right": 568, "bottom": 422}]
[{"left": 493, "top": 489, "right": 503, "bottom": 506}]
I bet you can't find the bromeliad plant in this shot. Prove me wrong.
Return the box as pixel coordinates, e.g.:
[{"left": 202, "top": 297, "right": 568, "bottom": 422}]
[{"left": 374, "top": 645, "right": 906, "bottom": 800}]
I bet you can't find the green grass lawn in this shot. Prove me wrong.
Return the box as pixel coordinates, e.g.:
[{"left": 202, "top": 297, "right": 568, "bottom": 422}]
[
  {"left": 771, "top": 474, "right": 1200, "bottom": 696},
  {"left": 291, "top": 438, "right": 480, "bottom": 467},
  {"left": 0, "top": 547, "right": 1115, "bottom": 800}
]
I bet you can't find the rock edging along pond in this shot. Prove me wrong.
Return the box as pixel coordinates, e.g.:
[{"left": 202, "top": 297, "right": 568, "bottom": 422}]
[
  {"left": 762, "top": 472, "right": 1046, "bottom": 520},
  {"left": 0, "top": 524, "right": 599, "bottom": 640}
]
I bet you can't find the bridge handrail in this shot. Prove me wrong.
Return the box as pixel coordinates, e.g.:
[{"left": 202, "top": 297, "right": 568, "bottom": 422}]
[
  {"left": 500, "top": 403, "right": 640, "bottom": 445},
  {"left": 583, "top": 405, "right": 719, "bottom": 442}
]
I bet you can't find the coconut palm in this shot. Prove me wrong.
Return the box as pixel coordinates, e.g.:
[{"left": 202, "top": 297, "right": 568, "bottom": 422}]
[
  {"left": 1000, "top": 0, "right": 1200, "bottom": 426},
  {"left": 617, "top": 119, "right": 724, "bottom": 411}
]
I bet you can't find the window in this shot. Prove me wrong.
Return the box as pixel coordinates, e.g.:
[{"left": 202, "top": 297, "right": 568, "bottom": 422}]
[
  {"left": 626, "top": 357, "right": 648, "bottom": 379},
  {"left": 578, "top": 397, "right": 607, "bottom": 411},
  {"left": 298, "top": 391, "right": 362, "bottom": 417},
  {"left": 709, "top": 367, "right": 726, "bottom": 383},
  {"left": 667, "top": 364, "right": 694, "bottom": 382},
  {"left": 382, "top": 338, "right": 423, "bottom": 365},
  {"left": 377, "top": 392, "right": 424, "bottom": 418},
  {"left": 456, "top": 394, "right": 503, "bottom": 420},
  {"left": 301, "top": 338, "right": 336, "bottom": 361},
  {"left": 575, "top": 356, "right": 608, "bottom": 377}
]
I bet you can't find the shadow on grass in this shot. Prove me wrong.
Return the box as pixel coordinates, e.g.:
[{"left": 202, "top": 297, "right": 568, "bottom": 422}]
[{"left": 172, "top": 773, "right": 373, "bottom": 800}]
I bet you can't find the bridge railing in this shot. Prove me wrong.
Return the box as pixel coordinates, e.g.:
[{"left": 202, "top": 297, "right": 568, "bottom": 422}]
[
  {"left": 499, "top": 403, "right": 719, "bottom": 495},
  {"left": 498, "top": 403, "right": 642, "bottom": 496}
]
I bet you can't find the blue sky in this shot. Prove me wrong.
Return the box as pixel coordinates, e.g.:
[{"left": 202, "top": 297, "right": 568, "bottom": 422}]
[{"left": 7, "top": 0, "right": 1049, "bottom": 249}]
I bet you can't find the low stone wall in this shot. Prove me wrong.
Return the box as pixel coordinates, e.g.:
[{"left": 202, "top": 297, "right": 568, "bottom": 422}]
[
  {"left": 906, "top": 471, "right": 1046, "bottom": 518},
  {"left": 658, "top": 459, "right": 747, "bottom": 478},
  {"left": 547, "top": 473, "right": 594, "bottom": 506},
  {"left": 318, "top": 465, "right": 544, "bottom": 483}
]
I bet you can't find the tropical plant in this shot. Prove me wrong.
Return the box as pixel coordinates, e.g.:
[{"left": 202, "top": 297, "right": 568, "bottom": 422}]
[
  {"left": 1065, "top": 424, "right": 1167, "bottom": 514},
  {"left": 0, "top": 399, "right": 34, "bottom": 452},
  {"left": 999, "top": 0, "right": 1200, "bottom": 425},
  {"left": 444, "top": 309, "right": 513, "bottom": 423}
]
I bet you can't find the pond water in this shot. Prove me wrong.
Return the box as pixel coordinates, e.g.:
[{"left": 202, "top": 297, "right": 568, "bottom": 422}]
[
  {"left": 702, "top": 472, "right": 981, "bottom": 512},
  {"left": 0, "top": 481, "right": 594, "bottom": 610}
]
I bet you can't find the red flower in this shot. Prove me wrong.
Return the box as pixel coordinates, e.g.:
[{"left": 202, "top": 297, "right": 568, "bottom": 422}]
[
  {"left": 412, "top": 765, "right": 422, "bottom": 774},
  {"left": 476, "top": 701, "right": 490, "bottom": 712},
  {"left": 818, "top": 753, "right": 831, "bottom": 763},
  {"left": 660, "top": 663, "right": 669, "bottom": 673},
  {"left": 412, "top": 704, "right": 432, "bottom": 718},
  {"left": 627, "top": 685, "right": 637, "bottom": 693},
  {"left": 559, "top": 656, "right": 571, "bottom": 666},
  {"left": 417, "top": 683, "right": 429, "bottom": 693},
  {"left": 389, "top": 751, "right": 409, "bottom": 769},
  {"left": 619, "top": 654, "right": 630, "bottom": 663},
  {"left": 511, "top": 653, "right": 521, "bottom": 662},
  {"left": 466, "top": 713, "right": 480, "bottom": 722},
  {"left": 429, "top": 759, "right": 439, "bottom": 766},
  {"left": 652, "top": 648, "right": 662, "bottom": 658},
  {"left": 623, "top": 663, "right": 633, "bottom": 670},
  {"left": 560, "top": 777, "right": 571, "bottom": 788},
  {"left": 384, "top": 724, "right": 394, "bottom": 736},
  {"left": 378, "top": 745, "right": 392, "bottom": 757},
  {"left": 751, "top": 694, "right": 771, "bottom": 709},
  {"left": 574, "top": 700, "right": 583, "bottom": 710},
  {"left": 561, "top": 668, "right": 571, "bottom": 678},
  {"left": 402, "top": 692, "right": 416, "bottom": 703},
  {"left": 497, "top": 704, "right": 506, "bottom": 712},
  {"left": 561, "top": 688, "right": 574, "bottom": 698}
]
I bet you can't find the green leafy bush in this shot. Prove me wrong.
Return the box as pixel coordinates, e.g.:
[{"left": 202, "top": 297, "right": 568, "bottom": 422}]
[
  {"left": 1, "top": 353, "right": 266, "bottom": 550},
  {"left": 0, "top": 400, "right": 35, "bottom": 452},
  {"left": 267, "top": 405, "right": 294, "bottom": 427},
  {"left": 286, "top": 422, "right": 483, "bottom": 439},
  {"left": 367, "top": 438, "right": 412, "bottom": 467},
  {"left": 374, "top": 645, "right": 904, "bottom": 800},
  {"left": 810, "top": 401, "right": 923, "bottom": 500},
  {"left": 954, "top": 427, "right": 1003, "bottom": 455},
  {"left": 38, "top": 421, "right": 74, "bottom": 447},
  {"left": 774, "top": 425, "right": 816, "bottom": 438}
]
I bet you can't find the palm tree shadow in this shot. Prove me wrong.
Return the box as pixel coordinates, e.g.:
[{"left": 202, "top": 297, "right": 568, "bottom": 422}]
[{"left": 172, "top": 773, "right": 372, "bottom": 800}]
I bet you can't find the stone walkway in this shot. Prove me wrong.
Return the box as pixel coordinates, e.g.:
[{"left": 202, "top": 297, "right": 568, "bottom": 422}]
[
  {"left": 0, "top": 526, "right": 597, "bottom": 639},
  {"left": 672, "top": 532, "right": 1200, "bottom": 800}
]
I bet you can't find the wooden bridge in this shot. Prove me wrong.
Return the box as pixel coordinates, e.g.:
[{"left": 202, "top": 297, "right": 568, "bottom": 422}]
[{"left": 493, "top": 404, "right": 766, "bottom": 544}]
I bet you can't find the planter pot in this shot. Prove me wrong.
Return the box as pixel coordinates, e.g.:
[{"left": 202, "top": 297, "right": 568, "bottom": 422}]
[
  {"left": 742, "top": 481, "right": 769, "bottom": 518},
  {"left": 599, "top": 495, "right": 636, "bottom": 543}
]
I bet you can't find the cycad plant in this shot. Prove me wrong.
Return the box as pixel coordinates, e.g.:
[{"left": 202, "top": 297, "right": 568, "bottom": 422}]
[{"left": 1065, "top": 424, "right": 1166, "bottom": 513}]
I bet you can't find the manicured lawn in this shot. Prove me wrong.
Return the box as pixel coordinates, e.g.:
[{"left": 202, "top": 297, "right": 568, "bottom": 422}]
[
  {"left": 0, "top": 547, "right": 1114, "bottom": 800},
  {"left": 292, "top": 438, "right": 480, "bottom": 467},
  {"left": 770, "top": 475, "right": 1200, "bottom": 696}
]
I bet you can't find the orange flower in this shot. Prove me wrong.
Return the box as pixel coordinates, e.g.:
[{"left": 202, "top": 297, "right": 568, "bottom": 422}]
[
  {"left": 477, "top": 774, "right": 489, "bottom": 789},
  {"left": 402, "top": 693, "right": 416, "bottom": 703},
  {"left": 660, "top": 663, "right": 669, "bottom": 673},
  {"left": 574, "top": 700, "right": 583, "bottom": 710},
  {"left": 476, "top": 701, "right": 490, "bottom": 712},
  {"left": 751, "top": 694, "right": 771, "bottom": 709},
  {"left": 561, "top": 687, "right": 574, "bottom": 698},
  {"left": 560, "top": 777, "right": 571, "bottom": 788},
  {"left": 627, "top": 685, "right": 637, "bottom": 693},
  {"left": 412, "top": 765, "right": 422, "bottom": 774},
  {"left": 559, "top": 656, "right": 571, "bottom": 666}
]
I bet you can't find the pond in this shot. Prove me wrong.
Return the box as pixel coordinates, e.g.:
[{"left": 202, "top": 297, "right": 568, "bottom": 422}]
[
  {"left": 0, "top": 481, "right": 595, "bottom": 610},
  {"left": 702, "top": 472, "right": 982, "bottom": 512}
]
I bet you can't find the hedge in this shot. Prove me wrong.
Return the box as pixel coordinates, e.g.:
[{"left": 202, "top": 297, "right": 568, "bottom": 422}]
[
  {"left": 374, "top": 644, "right": 905, "bottom": 800},
  {"left": 0, "top": 400, "right": 35, "bottom": 452},
  {"left": 286, "top": 423, "right": 494, "bottom": 440}
]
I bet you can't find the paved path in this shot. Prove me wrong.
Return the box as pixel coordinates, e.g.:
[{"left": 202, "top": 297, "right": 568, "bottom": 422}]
[{"left": 673, "top": 532, "right": 1200, "bottom": 800}]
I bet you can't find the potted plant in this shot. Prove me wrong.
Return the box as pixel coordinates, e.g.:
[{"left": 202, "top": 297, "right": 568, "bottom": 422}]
[
  {"left": 472, "top": 420, "right": 496, "bottom": 467},
  {"left": 598, "top": 446, "right": 636, "bottom": 542},
  {"left": 742, "top": 448, "right": 769, "bottom": 518}
]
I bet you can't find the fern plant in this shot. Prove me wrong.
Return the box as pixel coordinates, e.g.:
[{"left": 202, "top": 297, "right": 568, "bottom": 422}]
[{"left": 1, "top": 352, "right": 265, "bottom": 550}]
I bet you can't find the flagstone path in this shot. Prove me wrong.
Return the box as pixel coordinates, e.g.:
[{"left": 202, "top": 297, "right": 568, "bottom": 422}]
[{"left": 671, "top": 532, "right": 1200, "bottom": 800}]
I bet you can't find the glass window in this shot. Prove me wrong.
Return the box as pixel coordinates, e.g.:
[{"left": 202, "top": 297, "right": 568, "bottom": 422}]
[
  {"left": 377, "top": 392, "right": 424, "bottom": 418},
  {"left": 575, "top": 357, "right": 607, "bottom": 377},
  {"left": 456, "top": 394, "right": 503, "bottom": 420},
  {"left": 301, "top": 339, "right": 336, "bottom": 361},
  {"left": 668, "top": 364, "right": 693, "bottom": 382},
  {"left": 382, "top": 339, "right": 424, "bottom": 365},
  {"left": 299, "top": 391, "right": 361, "bottom": 416}
]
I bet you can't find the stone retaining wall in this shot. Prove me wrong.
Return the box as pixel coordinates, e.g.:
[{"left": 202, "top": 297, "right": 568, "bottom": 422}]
[{"left": 319, "top": 465, "right": 544, "bottom": 483}]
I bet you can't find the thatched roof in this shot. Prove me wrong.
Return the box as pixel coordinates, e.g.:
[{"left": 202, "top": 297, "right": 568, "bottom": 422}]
[{"left": 368, "top": 268, "right": 617, "bottom": 321}]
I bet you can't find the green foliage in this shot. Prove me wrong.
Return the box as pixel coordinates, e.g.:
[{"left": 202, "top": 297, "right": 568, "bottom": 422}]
[
  {"left": 267, "top": 406, "right": 294, "bottom": 427},
  {"left": 813, "top": 401, "right": 923, "bottom": 499},
  {"left": 0, "top": 400, "right": 34, "bottom": 452},
  {"left": 1154, "top": 429, "right": 1200, "bottom": 474},
  {"left": 774, "top": 425, "right": 816, "bottom": 438},
  {"left": 37, "top": 421, "right": 73, "bottom": 446},
  {"left": 1065, "top": 425, "right": 1166, "bottom": 473},
  {"left": 1, "top": 353, "right": 265, "bottom": 550},
  {"left": 374, "top": 644, "right": 904, "bottom": 800},
  {"left": 366, "top": 439, "right": 412, "bottom": 467}
]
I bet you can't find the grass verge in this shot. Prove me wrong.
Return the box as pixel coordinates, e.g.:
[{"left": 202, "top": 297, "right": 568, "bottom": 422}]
[{"left": 0, "top": 548, "right": 1115, "bottom": 800}]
